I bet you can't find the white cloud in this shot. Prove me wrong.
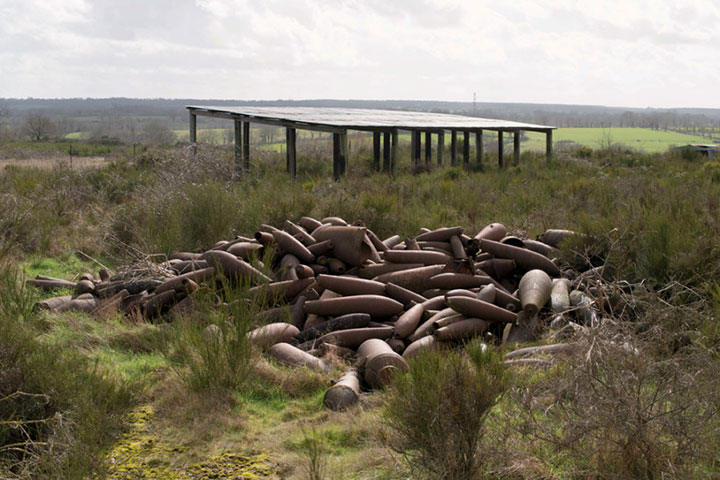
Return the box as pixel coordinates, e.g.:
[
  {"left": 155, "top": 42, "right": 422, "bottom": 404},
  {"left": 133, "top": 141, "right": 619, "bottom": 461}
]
[{"left": 0, "top": 0, "right": 718, "bottom": 107}]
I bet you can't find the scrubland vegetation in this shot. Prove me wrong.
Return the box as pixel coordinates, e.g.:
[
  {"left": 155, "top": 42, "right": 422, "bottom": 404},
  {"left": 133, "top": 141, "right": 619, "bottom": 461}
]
[{"left": 1, "top": 138, "right": 720, "bottom": 479}]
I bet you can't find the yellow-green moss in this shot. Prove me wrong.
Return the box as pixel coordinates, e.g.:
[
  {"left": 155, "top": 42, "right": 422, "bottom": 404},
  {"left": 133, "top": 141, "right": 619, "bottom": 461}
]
[{"left": 106, "top": 405, "right": 275, "bottom": 479}]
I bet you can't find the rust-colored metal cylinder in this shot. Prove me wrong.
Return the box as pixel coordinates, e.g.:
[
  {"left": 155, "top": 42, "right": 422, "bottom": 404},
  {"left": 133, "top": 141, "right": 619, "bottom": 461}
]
[
  {"left": 36, "top": 295, "right": 72, "bottom": 312},
  {"left": 272, "top": 230, "right": 315, "bottom": 264},
  {"left": 202, "top": 250, "right": 271, "bottom": 285},
  {"left": 366, "top": 229, "right": 389, "bottom": 252},
  {"left": 476, "top": 258, "right": 517, "bottom": 279},
  {"left": 75, "top": 279, "right": 95, "bottom": 295},
  {"left": 479, "top": 239, "right": 561, "bottom": 277},
  {"left": 358, "top": 338, "right": 409, "bottom": 389},
  {"left": 435, "top": 318, "right": 489, "bottom": 341},
  {"left": 386, "top": 337, "right": 406, "bottom": 354},
  {"left": 449, "top": 235, "right": 467, "bottom": 259},
  {"left": 27, "top": 277, "right": 77, "bottom": 291},
  {"left": 324, "top": 370, "right": 361, "bottom": 410},
  {"left": 446, "top": 295, "right": 517, "bottom": 323},
  {"left": 267, "top": 342, "right": 329, "bottom": 372},
  {"left": 316, "top": 274, "right": 385, "bottom": 297},
  {"left": 358, "top": 262, "right": 424, "bottom": 279},
  {"left": 550, "top": 278, "right": 570, "bottom": 313},
  {"left": 249, "top": 322, "right": 300, "bottom": 349},
  {"left": 421, "top": 294, "right": 447, "bottom": 311},
  {"left": 476, "top": 284, "right": 496, "bottom": 303},
  {"left": 383, "top": 250, "right": 452, "bottom": 265},
  {"left": 307, "top": 239, "right": 334, "bottom": 256},
  {"left": 312, "top": 225, "right": 377, "bottom": 267},
  {"left": 539, "top": 229, "right": 578, "bottom": 248},
  {"left": 415, "top": 226, "right": 463, "bottom": 242},
  {"left": 298, "top": 216, "right": 323, "bottom": 233},
  {"left": 279, "top": 254, "right": 300, "bottom": 281},
  {"left": 304, "top": 295, "right": 403, "bottom": 317},
  {"left": 518, "top": 269, "right": 552, "bottom": 316},
  {"left": 155, "top": 267, "right": 216, "bottom": 295},
  {"left": 327, "top": 257, "right": 347, "bottom": 275},
  {"left": 433, "top": 312, "right": 464, "bottom": 329},
  {"left": 321, "top": 216, "right": 348, "bottom": 226},
  {"left": 382, "top": 234, "right": 403, "bottom": 249},
  {"left": 226, "top": 242, "right": 264, "bottom": 260},
  {"left": 373, "top": 264, "right": 445, "bottom": 293},
  {"left": 402, "top": 335, "right": 438, "bottom": 359},
  {"left": 143, "top": 290, "right": 178, "bottom": 319},
  {"left": 249, "top": 277, "right": 315, "bottom": 304},
  {"left": 473, "top": 223, "right": 507, "bottom": 242},
  {"left": 295, "top": 313, "right": 371, "bottom": 343},
  {"left": 169, "top": 252, "right": 203, "bottom": 261},
  {"left": 522, "top": 239, "right": 559, "bottom": 259},
  {"left": 430, "top": 273, "right": 492, "bottom": 290},
  {"left": 316, "top": 326, "right": 393, "bottom": 349},
  {"left": 393, "top": 303, "right": 425, "bottom": 339},
  {"left": 295, "top": 264, "right": 315, "bottom": 278},
  {"left": 384, "top": 282, "right": 427, "bottom": 307},
  {"left": 416, "top": 241, "right": 452, "bottom": 253}
]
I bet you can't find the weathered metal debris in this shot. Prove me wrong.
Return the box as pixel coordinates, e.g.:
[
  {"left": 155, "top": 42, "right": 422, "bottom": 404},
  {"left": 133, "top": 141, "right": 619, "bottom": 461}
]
[{"left": 30, "top": 216, "right": 621, "bottom": 410}]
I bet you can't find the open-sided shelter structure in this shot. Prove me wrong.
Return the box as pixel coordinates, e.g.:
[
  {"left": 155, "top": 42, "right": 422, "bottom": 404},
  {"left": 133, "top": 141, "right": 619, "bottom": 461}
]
[{"left": 187, "top": 106, "right": 556, "bottom": 179}]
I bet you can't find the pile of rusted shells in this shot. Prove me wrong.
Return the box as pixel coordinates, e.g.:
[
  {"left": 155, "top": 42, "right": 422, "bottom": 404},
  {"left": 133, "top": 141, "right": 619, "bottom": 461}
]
[{"left": 30, "top": 216, "right": 623, "bottom": 410}]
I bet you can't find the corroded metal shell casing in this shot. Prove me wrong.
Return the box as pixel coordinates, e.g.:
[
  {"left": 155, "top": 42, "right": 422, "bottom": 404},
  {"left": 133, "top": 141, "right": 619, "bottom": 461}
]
[
  {"left": 518, "top": 269, "right": 553, "bottom": 316},
  {"left": 324, "top": 370, "right": 361, "bottom": 410},
  {"left": 312, "top": 225, "right": 377, "bottom": 267},
  {"left": 316, "top": 275, "right": 386, "bottom": 296},
  {"left": 248, "top": 322, "right": 300, "bottom": 349},
  {"left": 226, "top": 242, "right": 264, "bottom": 260},
  {"left": 415, "top": 226, "right": 463, "bottom": 242},
  {"left": 267, "top": 342, "right": 329, "bottom": 372},
  {"left": 402, "top": 335, "right": 438, "bottom": 359},
  {"left": 315, "top": 326, "right": 394, "bottom": 349},
  {"left": 358, "top": 339, "right": 409, "bottom": 389},
  {"left": 383, "top": 249, "right": 453, "bottom": 265},
  {"left": 393, "top": 303, "right": 425, "bottom": 339},
  {"left": 446, "top": 295, "right": 517, "bottom": 324},
  {"left": 272, "top": 230, "right": 315, "bottom": 264},
  {"left": 430, "top": 273, "right": 492, "bottom": 290},
  {"left": 473, "top": 223, "right": 507, "bottom": 243},
  {"left": 304, "top": 295, "right": 403, "bottom": 318},
  {"left": 373, "top": 264, "right": 445, "bottom": 293},
  {"left": 479, "top": 239, "right": 561, "bottom": 277},
  {"left": 295, "top": 313, "right": 371, "bottom": 343},
  {"left": 384, "top": 282, "right": 427, "bottom": 307},
  {"left": 202, "top": 250, "right": 270, "bottom": 285},
  {"left": 434, "top": 318, "right": 489, "bottom": 341},
  {"left": 550, "top": 278, "right": 570, "bottom": 313}
]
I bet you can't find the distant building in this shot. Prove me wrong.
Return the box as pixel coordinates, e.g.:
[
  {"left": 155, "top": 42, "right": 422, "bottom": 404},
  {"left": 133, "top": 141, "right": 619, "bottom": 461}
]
[{"left": 673, "top": 144, "right": 719, "bottom": 159}]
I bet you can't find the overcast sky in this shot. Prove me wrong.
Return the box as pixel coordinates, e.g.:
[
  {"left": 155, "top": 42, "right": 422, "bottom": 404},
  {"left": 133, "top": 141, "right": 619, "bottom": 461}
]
[{"left": 1, "top": 0, "right": 718, "bottom": 108}]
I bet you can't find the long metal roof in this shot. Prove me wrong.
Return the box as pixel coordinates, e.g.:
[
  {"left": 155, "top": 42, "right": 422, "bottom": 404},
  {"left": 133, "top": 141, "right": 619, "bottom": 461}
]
[{"left": 187, "top": 106, "right": 555, "bottom": 132}]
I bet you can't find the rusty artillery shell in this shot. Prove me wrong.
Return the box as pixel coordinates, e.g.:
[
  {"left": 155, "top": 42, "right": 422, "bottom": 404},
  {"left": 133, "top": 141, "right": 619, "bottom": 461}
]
[
  {"left": 406, "top": 316, "right": 437, "bottom": 343},
  {"left": 304, "top": 295, "right": 403, "bottom": 317},
  {"left": 75, "top": 279, "right": 95, "bottom": 295},
  {"left": 248, "top": 322, "right": 301, "bottom": 349},
  {"left": 446, "top": 289, "right": 478, "bottom": 298},
  {"left": 78, "top": 273, "right": 94, "bottom": 282},
  {"left": 433, "top": 313, "right": 465, "bottom": 328},
  {"left": 435, "top": 318, "right": 489, "bottom": 341},
  {"left": 393, "top": 303, "right": 425, "bottom": 339},
  {"left": 366, "top": 229, "right": 388, "bottom": 252},
  {"left": 404, "top": 238, "right": 421, "bottom": 250},
  {"left": 324, "top": 370, "right": 361, "bottom": 410},
  {"left": 358, "top": 338, "right": 409, "bottom": 389},
  {"left": 475, "top": 258, "right": 517, "bottom": 279},
  {"left": 317, "top": 274, "right": 386, "bottom": 297},
  {"left": 500, "top": 235, "right": 525, "bottom": 248},
  {"left": 226, "top": 242, "right": 264, "bottom": 259},
  {"left": 296, "top": 264, "right": 315, "bottom": 278},
  {"left": 99, "top": 268, "right": 111, "bottom": 282},
  {"left": 416, "top": 241, "right": 452, "bottom": 253},
  {"left": 518, "top": 269, "right": 553, "bottom": 316},
  {"left": 476, "top": 284, "right": 496, "bottom": 303},
  {"left": 522, "top": 239, "right": 559, "bottom": 259},
  {"left": 373, "top": 264, "right": 445, "bottom": 293},
  {"left": 421, "top": 295, "right": 447, "bottom": 311},
  {"left": 319, "top": 288, "right": 341, "bottom": 300},
  {"left": 307, "top": 239, "right": 333, "bottom": 256},
  {"left": 292, "top": 230, "right": 317, "bottom": 247},
  {"left": 303, "top": 314, "right": 325, "bottom": 330},
  {"left": 279, "top": 254, "right": 300, "bottom": 281},
  {"left": 256, "top": 305, "right": 292, "bottom": 324},
  {"left": 316, "top": 326, "right": 394, "bottom": 349},
  {"left": 327, "top": 257, "right": 347, "bottom": 275},
  {"left": 249, "top": 277, "right": 315, "bottom": 304},
  {"left": 259, "top": 224, "right": 280, "bottom": 234},
  {"left": 384, "top": 282, "right": 427, "bottom": 307},
  {"left": 36, "top": 295, "right": 72, "bottom": 311},
  {"left": 415, "top": 226, "right": 463, "bottom": 242},
  {"left": 491, "top": 287, "right": 521, "bottom": 312},
  {"left": 57, "top": 294, "right": 100, "bottom": 314},
  {"left": 94, "top": 289, "right": 130, "bottom": 315},
  {"left": 267, "top": 342, "right": 329, "bottom": 372},
  {"left": 358, "top": 262, "right": 424, "bottom": 279},
  {"left": 143, "top": 290, "right": 178, "bottom": 318},
  {"left": 383, "top": 249, "right": 452, "bottom": 265},
  {"left": 295, "top": 313, "right": 371, "bottom": 343},
  {"left": 479, "top": 239, "right": 561, "bottom": 277},
  {"left": 254, "top": 231, "right": 275, "bottom": 246},
  {"left": 539, "top": 229, "right": 579, "bottom": 248},
  {"left": 202, "top": 250, "right": 271, "bottom": 285},
  {"left": 446, "top": 296, "right": 517, "bottom": 323},
  {"left": 272, "top": 230, "right": 315, "bottom": 264},
  {"left": 27, "top": 277, "right": 77, "bottom": 291},
  {"left": 382, "top": 234, "right": 403, "bottom": 249},
  {"left": 402, "top": 335, "right": 438, "bottom": 359},
  {"left": 211, "top": 240, "right": 229, "bottom": 250},
  {"left": 321, "top": 216, "right": 348, "bottom": 226},
  {"left": 550, "top": 278, "right": 570, "bottom": 313},
  {"left": 313, "top": 225, "right": 378, "bottom": 267},
  {"left": 449, "top": 235, "right": 467, "bottom": 259},
  {"left": 290, "top": 295, "right": 307, "bottom": 330},
  {"left": 298, "top": 216, "right": 324, "bottom": 233},
  {"left": 155, "top": 267, "right": 216, "bottom": 295},
  {"left": 283, "top": 219, "right": 306, "bottom": 236},
  {"left": 430, "top": 273, "right": 492, "bottom": 290},
  {"left": 473, "top": 223, "right": 507, "bottom": 242}
]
